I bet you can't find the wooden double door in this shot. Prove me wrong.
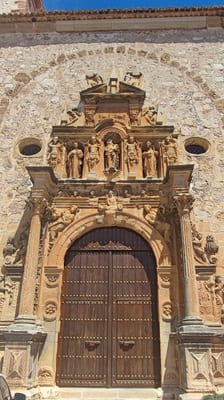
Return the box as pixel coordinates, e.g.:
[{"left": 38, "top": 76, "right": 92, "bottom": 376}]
[{"left": 57, "top": 228, "right": 160, "bottom": 387}]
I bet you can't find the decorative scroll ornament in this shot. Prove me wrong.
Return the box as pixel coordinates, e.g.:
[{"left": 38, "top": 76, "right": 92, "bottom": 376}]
[
  {"left": 86, "top": 73, "right": 103, "bottom": 87},
  {"left": 124, "top": 72, "right": 143, "bottom": 88}
]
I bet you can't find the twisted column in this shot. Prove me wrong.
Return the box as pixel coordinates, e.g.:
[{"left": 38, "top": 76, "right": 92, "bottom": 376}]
[{"left": 174, "top": 194, "right": 202, "bottom": 326}]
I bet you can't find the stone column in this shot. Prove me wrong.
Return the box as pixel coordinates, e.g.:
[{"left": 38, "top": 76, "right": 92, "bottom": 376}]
[
  {"left": 15, "top": 197, "right": 46, "bottom": 326},
  {"left": 175, "top": 194, "right": 203, "bottom": 326}
]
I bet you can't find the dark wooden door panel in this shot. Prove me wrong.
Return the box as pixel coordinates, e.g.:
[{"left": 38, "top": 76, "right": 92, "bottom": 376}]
[{"left": 56, "top": 228, "right": 160, "bottom": 388}]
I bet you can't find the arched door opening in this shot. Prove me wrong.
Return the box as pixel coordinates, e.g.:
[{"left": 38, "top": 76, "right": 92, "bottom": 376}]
[{"left": 56, "top": 227, "right": 161, "bottom": 387}]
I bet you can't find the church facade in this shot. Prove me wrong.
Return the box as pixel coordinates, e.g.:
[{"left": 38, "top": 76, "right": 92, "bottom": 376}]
[{"left": 0, "top": 2, "right": 224, "bottom": 399}]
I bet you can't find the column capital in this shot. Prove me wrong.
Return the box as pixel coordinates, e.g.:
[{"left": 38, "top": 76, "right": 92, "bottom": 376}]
[
  {"left": 28, "top": 197, "right": 48, "bottom": 217},
  {"left": 174, "top": 193, "right": 194, "bottom": 217}
]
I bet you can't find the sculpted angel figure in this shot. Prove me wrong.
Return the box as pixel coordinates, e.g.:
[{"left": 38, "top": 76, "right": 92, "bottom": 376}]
[
  {"left": 126, "top": 136, "right": 139, "bottom": 173},
  {"left": 86, "top": 136, "right": 101, "bottom": 172},
  {"left": 48, "top": 136, "right": 67, "bottom": 178},
  {"left": 142, "top": 106, "right": 158, "bottom": 125},
  {"left": 142, "top": 141, "right": 158, "bottom": 178},
  {"left": 49, "top": 206, "right": 78, "bottom": 244},
  {"left": 104, "top": 139, "right": 120, "bottom": 170},
  {"left": 68, "top": 142, "right": 84, "bottom": 178}
]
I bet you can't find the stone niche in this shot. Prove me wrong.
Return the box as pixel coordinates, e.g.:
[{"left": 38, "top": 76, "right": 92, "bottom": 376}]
[{"left": 0, "top": 73, "right": 223, "bottom": 399}]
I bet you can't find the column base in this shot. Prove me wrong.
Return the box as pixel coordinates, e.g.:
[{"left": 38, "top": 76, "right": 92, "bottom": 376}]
[
  {"left": 8, "top": 315, "right": 43, "bottom": 333},
  {"left": 178, "top": 316, "right": 205, "bottom": 333}
]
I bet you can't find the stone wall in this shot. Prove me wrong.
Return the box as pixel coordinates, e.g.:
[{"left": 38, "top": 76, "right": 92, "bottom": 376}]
[{"left": 0, "top": 29, "right": 223, "bottom": 272}]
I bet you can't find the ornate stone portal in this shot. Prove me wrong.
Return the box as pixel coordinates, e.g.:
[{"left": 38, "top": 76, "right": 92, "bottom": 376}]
[{"left": 0, "top": 73, "right": 223, "bottom": 397}]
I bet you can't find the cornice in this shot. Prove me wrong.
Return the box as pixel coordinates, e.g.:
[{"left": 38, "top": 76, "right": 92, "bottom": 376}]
[{"left": 0, "top": 6, "right": 223, "bottom": 33}]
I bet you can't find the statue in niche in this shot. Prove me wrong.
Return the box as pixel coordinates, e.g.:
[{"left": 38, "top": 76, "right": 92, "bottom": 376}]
[
  {"left": 48, "top": 137, "right": 67, "bottom": 178},
  {"left": 142, "top": 141, "right": 158, "bottom": 178},
  {"left": 142, "top": 106, "right": 158, "bottom": 125},
  {"left": 86, "top": 73, "right": 103, "bottom": 87},
  {"left": 68, "top": 142, "right": 84, "bottom": 179},
  {"left": 104, "top": 139, "right": 120, "bottom": 171},
  {"left": 160, "top": 136, "right": 178, "bottom": 169},
  {"left": 125, "top": 136, "right": 139, "bottom": 174},
  {"left": 85, "top": 136, "right": 101, "bottom": 172}
]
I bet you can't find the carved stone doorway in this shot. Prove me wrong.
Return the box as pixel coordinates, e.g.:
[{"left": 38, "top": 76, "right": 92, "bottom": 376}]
[{"left": 56, "top": 227, "right": 161, "bottom": 387}]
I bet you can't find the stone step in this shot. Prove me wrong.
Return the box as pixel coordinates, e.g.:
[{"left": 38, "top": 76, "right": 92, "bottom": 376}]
[{"left": 37, "top": 387, "right": 165, "bottom": 400}]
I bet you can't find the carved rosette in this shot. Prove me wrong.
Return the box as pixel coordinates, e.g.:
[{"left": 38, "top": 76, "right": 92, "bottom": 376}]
[
  {"left": 162, "top": 301, "right": 173, "bottom": 321},
  {"left": 44, "top": 301, "right": 57, "bottom": 321}
]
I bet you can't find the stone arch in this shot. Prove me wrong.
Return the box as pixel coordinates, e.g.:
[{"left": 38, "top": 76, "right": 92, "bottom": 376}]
[
  {"left": 1, "top": 45, "right": 223, "bottom": 127},
  {"left": 47, "top": 211, "right": 172, "bottom": 268}
]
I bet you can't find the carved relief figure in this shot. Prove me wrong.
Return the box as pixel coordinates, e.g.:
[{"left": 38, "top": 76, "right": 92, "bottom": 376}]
[
  {"left": 98, "top": 191, "right": 123, "bottom": 224},
  {"left": 160, "top": 136, "right": 178, "bottom": 173},
  {"left": 49, "top": 206, "right": 78, "bottom": 245},
  {"left": 142, "top": 106, "right": 158, "bottom": 125},
  {"left": 204, "top": 235, "right": 219, "bottom": 264},
  {"left": 3, "top": 238, "right": 17, "bottom": 265},
  {"left": 48, "top": 137, "right": 67, "bottom": 178},
  {"left": 68, "top": 142, "right": 84, "bottom": 178},
  {"left": 104, "top": 139, "right": 120, "bottom": 171},
  {"left": 85, "top": 136, "right": 101, "bottom": 172},
  {"left": 125, "top": 136, "right": 139, "bottom": 174},
  {"left": 144, "top": 205, "right": 171, "bottom": 243},
  {"left": 142, "top": 141, "right": 158, "bottom": 178},
  {"left": 191, "top": 224, "right": 207, "bottom": 264}
]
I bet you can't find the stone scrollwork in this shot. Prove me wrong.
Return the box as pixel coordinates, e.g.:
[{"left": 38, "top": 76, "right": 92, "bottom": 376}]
[
  {"left": 86, "top": 73, "right": 103, "bottom": 87},
  {"left": 124, "top": 72, "right": 143, "bottom": 88}
]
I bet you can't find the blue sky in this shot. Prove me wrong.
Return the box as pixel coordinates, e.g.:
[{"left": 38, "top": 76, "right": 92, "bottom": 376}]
[{"left": 43, "top": 0, "right": 224, "bottom": 11}]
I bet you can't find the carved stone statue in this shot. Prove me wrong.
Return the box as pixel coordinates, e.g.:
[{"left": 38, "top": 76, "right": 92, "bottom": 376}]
[
  {"left": 49, "top": 206, "right": 78, "bottom": 245},
  {"left": 142, "top": 106, "right": 158, "bottom": 125},
  {"left": 125, "top": 136, "right": 139, "bottom": 174},
  {"left": 191, "top": 224, "right": 207, "bottom": 264},
  {"left": 85, "top": 136, "right": 101, "bottom": 173},
  {"left": 104, "top": 139, "right": 120, "bottom": 171},
  {"left": 86, "top": 73, "right": 103, "bottom": 87},
  {"left": 142, "top": 141, "right": 158, "bottom": 178},
  {"left": 160, "top": 136, "right": 178, "bottom": 170},
  {"left": 98, "top": 191, "right": 123, "bottom": 224},
  {"left": 3, "top": 238, "right": 17, "bottom": 265},
  {"left": 68, "top": 142, "right": 84, "bottom": 179},
  {"left": 124, "top": 72, "right": 142, "bottom": 88},
  {"left": 204, "top": 235, "right": 219, "bottom": 264},
  {"left": 48, "top": 137, "right": 67, "bottom": 178},
  {"left": 14, "top": 224, "right": 29, "bottom": 265},
  {"left": 144, "top": 205, "right": 171, "bottom": 243}
]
